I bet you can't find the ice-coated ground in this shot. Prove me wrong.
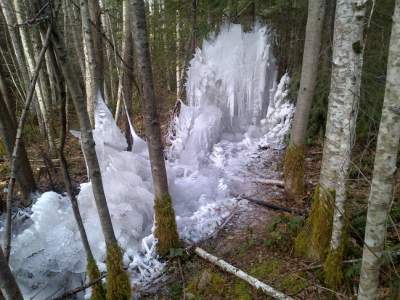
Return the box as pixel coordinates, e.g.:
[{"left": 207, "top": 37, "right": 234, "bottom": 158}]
[{"left": 1, "top": 23, "right": 294, "bottom": 299}]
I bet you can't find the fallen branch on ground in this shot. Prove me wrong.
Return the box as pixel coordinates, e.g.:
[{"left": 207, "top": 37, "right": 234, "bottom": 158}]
[
  {"left": 194, "top": 247, "right": 293, "bottom": 300},
  {"left": 237, "top": 195, "right": 306, "bottom": 215},
  {"left": 51, "top": 273, "right": 107, "bottom": 300}
]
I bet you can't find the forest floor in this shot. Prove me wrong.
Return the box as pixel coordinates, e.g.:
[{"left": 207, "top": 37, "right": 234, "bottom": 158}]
[{"left": 139, "top": 147, "right": 344, "bottom": 300}]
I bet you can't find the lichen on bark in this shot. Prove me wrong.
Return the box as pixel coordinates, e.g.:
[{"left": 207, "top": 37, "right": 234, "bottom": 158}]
[
  {"left": 154, "top": 194, "right": 181, "bottom": 256},
  {"left": 283, "top": 144, "right": 305, "bottom": 200},
  {"left": 295, "top": 185, "right": 335, "bottom": 260}
]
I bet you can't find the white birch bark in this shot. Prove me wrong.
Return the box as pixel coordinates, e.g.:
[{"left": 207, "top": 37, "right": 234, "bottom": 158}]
[
  {"left": 328, "top": 0, "right": 368, "bottom": 251},
  {"left": 358, "top": 1, "right": 400, "bottom": 298}
]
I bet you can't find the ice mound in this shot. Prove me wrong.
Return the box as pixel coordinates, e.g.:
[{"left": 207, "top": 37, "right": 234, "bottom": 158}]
[{"left": 6, "top": 23, "right": 294, "bottom": 299}]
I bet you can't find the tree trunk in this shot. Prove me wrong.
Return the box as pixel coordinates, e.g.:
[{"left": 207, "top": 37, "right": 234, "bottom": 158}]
[
  {"left": 116, "top": 0, "right": 134, "bottom": 150},
  {"left": 0, "top": 247, "right": 23, "bottom": 300},
  {"left": 283, "top": 0, "right": 326, "bottom": 200},
  {"left": 49, "top": 24, "right": 131, "bottom": 299},
  {"left": 57, "top": 69, "right": 106, "bottom": 300},
  {"left": 0, "top": 60, "right": 36, "bottom": 202},
  {"left": 323, "top": 0, "right": 368, "bottom": 288},
  {"left": 358, "top": 1, "right": 400, "bottom": 298},
  {"left": 80, "top": 0, "right": 99, "bottom": 127},
  {"left": 295, "top": 0, "right": 367, "bottom": 281},
  {"left": 131, "top": 0, "right": 180, "bottom": 256}
]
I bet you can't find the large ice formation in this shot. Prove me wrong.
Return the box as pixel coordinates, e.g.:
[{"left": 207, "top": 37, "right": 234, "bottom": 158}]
[{"left": 4, "top": 23, "right": 294, "bottom": 299}]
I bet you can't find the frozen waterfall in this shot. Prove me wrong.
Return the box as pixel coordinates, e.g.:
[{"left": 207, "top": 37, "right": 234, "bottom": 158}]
[{"left": 4, "top": 23, "right": 294, "bottom": 299}]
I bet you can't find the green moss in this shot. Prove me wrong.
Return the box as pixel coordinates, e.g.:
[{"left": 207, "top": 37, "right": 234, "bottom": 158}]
[
  {"left": 250, "top": 259, "right": 281, "bottom": 281},
  {"left": 281, "top": 274, "right": 308, "bottom": 294},
  {"left": 0, "top": 140, "right": 6, "bottom": 157},
  {"left": 154, "top": 194, "right": 180, "bottom": 256},
  {"left": 283, "top": 144, "right": 305, "bottom": 200},
  {"left": 324, "top": 220, "right": 349, "bottom": 288},
  {"left": 186, "top": 269, "right": 226, "bottom": 297},
  {"left": 324, "top": 247, "right": 344, "bottom": 289},
  {"left": 87, "top": 257, "right": 106, "bottom": 300},
  {"left": 295, "top": 186, "right": 335, "bottom": 260},
  {"left": 233, "top": 280, "right": 253, "bottom": 300},
  {"left": 105, "top": 243, "right": 131, "bottom": 300}
]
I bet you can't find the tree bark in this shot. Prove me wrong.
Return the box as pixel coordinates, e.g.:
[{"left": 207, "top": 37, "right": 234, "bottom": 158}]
[
  {"left": 358, "top": 1, "right": 400, "bottom": 298},
  {"left": 0, "top": 247, "right": 23, "bottom": 300},
  {"left": 80, "top": 0, "right": 99, "bottom": 127},
  {"left": 131, "top": 0, "right": 180, "bottom": 256},
  {"left": 116, "top": 0, "right": 134, "bottom": 150},
  {"left": 283, "top": 0, "right": 326, "bottom": 200}
]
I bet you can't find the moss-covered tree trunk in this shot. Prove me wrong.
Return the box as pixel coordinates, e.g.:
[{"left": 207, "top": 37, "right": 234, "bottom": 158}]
[
  {"left": 295, "top": 1, "right": 367, "bottom": 279},
  {"left": 358, "top": 1, "right": 400, "bottom": 298},
  {"left": 131, "top": 0, "right": 180, "bottom": 256},
  {"left": 283, "top": 0, "right": 326, "bottom": 201}
]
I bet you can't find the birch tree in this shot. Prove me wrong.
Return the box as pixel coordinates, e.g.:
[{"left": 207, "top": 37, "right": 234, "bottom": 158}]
[
  {"left": 295, "top": 0, "right": 368, "bottom": 287},
  {"left": 283, "top": 0, "right": 326, "bottom": 200},
  {"left": 358, "top": 1, "right": 400, "bottom": 298},
  {"left": 131, "top": 0, "right": 180, "bottom": 256}
]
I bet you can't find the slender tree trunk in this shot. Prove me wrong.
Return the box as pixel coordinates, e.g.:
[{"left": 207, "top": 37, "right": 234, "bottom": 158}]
[
  {"left": 69, "top": 3, "right": 86, "bottom": 77},
  {"left": 57, "top": 69, "right": 106, "bottom": 300},
  {"left": 80, "top": 0, "right": 99, "bottom": 126},
  {"left": 116, "top": 0, "right": 134, "bottom": 150},
  {"left": 49, "top": 24, "right": 131, "bottom": 299},
  {"left": 283, "top": 0, "right": 326, "bottom": 200},
  {"left": 0, "top": 247, "right": 23, "bottom": 300},
  {"left": 131, "top": 0, "right": 180, "bottom": 256},
  {"left": 89, "top": 0, "right": 104, "bottom": 96},
  {"left": 358, "top": 1, "right": 400, "bottom": 298},
  {"left": 295, "top": 1, "right": 367, "bottom": 283},
  {"left": 175, "top": 7, "right": 181, "bottom": 99},
  {"left": 323, "top": 0, "right": 368, "bottom": 288}
]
